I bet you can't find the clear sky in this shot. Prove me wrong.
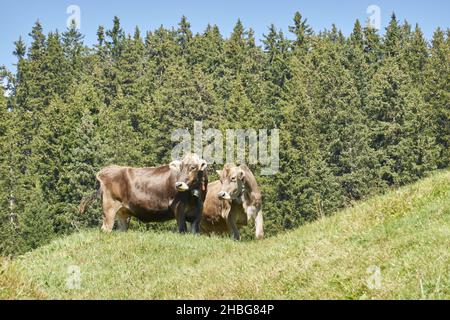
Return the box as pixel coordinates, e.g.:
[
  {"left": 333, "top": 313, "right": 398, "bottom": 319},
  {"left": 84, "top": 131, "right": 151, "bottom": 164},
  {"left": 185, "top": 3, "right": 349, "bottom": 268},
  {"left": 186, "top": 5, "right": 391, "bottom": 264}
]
[{"left": 1, "top": 0, "right": 449, "bottom": 71}]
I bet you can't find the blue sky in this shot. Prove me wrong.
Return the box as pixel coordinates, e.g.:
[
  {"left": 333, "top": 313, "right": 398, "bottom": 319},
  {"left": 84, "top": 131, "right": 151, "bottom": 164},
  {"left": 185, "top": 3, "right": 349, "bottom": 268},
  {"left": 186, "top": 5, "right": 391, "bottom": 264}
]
[{"left": 1, "top": 0, "right": 449, "bottom": 71}]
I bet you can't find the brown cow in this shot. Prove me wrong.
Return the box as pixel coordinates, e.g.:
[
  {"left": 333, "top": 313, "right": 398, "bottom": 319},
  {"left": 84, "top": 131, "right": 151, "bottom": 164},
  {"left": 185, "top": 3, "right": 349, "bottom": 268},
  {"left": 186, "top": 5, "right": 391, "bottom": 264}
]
[
  {"left": 79, "top": 154, "right": 208, "bottom": 234},
  {"left": 201, "top": 164, "right": 264, "bottom": 240}
]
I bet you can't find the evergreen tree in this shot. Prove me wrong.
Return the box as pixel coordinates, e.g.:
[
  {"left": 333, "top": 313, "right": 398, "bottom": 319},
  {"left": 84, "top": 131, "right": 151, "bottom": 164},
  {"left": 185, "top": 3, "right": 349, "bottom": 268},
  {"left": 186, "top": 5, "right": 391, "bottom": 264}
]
[
  {"left": 289, "top": 11, "right": 313, "bottom": 53},
  {"left": 310, "top": 32, "right": 374, "bottom": 201},
  {"left": 366, "top": 57, "right": 437, "bottom": 186},
  {"left": 0, "top": 85, "right": 22, "bottom": 255},
  {"left": 347, "top": 20, "right": 370, "bottom": 105},
  {"left": 28, "top": 20, "right": 46, "bottom": 61},
  {"left": 62, "top": 20, "right": 85, "bottom": 77},
  {"left": 425, "top": 29, "right": 450, "bottom": 168},
  {"left": 384, "top": 13, "right": 402, "bottom": 58},
  {"left": 106, "top": 16, "right": 125, "bottom": 60},
  {"left": 363, "top": 22, "right": 382, "bottom": 68},
  {"left": 262, "top": 24, "right": 291, "bottom": 127},
  {"left": 17, "top": 180, "right": 54, "bottom": 251},
  {"left": 274, "top": 55, "right": 325, "bottom": 227},
  {"left": 177, "top": 16, "right": 193, "bottom": 56},
  {"left": 1, "top": 14, "right": 447, "bottom": 254},
  {"left": 403, "top": 24, "right": 429, "bottom": 86}
]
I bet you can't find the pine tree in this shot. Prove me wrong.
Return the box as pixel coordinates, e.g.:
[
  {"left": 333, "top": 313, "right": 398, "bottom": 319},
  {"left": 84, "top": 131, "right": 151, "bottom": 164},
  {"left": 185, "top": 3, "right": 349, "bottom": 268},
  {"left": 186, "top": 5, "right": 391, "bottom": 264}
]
[
  {"left": 177, "top": 16, "right": 193, "bottom": 56},
  {"left": 363, "top": 22, "right": 382, "bottom": 68},
  {"left": 289, "top": 11, "right": 313, "bottom": 53},
  {"left": 347, "top": 20, "right": 370, "bottom": 105},
  {"left": 262, "top": 24, "right": 291, "bottom": 127},
  {"left": 62, "top": 20, "right": 85, "bottom": 77},
  {"left": 149, "top": 59, "right": 217, "bottom": 164},
  {"left": 0, "top": 85, "right": 22, "bottom": 255},
  {"left": 274, "top": 55, "right": 323, "bottom": 227},
  {"left": 384, "top": 13, "right": 402, "bottom": 58},
  {"left": 193, "top": 24, "right": 224, "bottom": 75},
  {"left": 366, "top": 57, "right": 437, "bottom": 186},
  {"left": 61, "top": 80, "right": 105, "bottom": 230},
  {"left": 95, "top": 25, "right": 107, "bottom": 58},
  {"left": 310, "top": 32, "right": 374, "bottom": 201},
  {"left": 28, "top": 20, "right": 46, "bottom": 61},
  {"left": 106, "top": 16, "right": 125, "bottom": 60},
  {"left": 425, "top": 29, "right": 450, "bottom": 168},
  {"left": 41, "top": 31, "right": 69, "bottom": 103},
  {"left": 1, "top": 14, "right": 447, "bottom": 254},
  {"left": 17, "top": 180, "right": 54, "bottom": 251},
  {"left": 224, "top": 19, "right": 246, "bottom": 78}
]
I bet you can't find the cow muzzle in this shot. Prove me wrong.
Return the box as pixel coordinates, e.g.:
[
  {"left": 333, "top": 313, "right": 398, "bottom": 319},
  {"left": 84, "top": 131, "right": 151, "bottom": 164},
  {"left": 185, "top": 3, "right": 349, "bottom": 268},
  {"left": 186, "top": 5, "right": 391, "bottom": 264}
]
[
  {"left": 218, "top": 191, "right": 231, "bottom": 200},
  {"left": 175, "top": 182, "right": 189, "bottom": 192}
]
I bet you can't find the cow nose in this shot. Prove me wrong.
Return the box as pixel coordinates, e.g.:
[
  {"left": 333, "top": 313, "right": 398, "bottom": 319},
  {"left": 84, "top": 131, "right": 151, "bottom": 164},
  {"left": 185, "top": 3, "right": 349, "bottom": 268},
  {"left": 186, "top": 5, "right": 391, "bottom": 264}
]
[
  {"left": 218, "top": 191, "right": 231, "bottom": 200},
  {"left": 218, "top": 191, "right": 226, "bottom": 199},
  {"left": 175, "top": 181, "right": 189, "bottom": 191}
]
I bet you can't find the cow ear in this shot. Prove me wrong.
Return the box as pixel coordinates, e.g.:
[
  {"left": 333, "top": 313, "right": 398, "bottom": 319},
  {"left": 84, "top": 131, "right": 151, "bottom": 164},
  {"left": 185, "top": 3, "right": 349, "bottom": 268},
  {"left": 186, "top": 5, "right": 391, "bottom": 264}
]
[
  {"left": 239, "top": 169, "right": 245, "bottom": 180},
  {"left": 199, "top": 159, "right": 207, "bottom": 171},
  {"left": 216, "top": 170, "right": 222, "bottom": 176},
  {"left": 169, "top": 160, "right": 181, "bottom": 171}
]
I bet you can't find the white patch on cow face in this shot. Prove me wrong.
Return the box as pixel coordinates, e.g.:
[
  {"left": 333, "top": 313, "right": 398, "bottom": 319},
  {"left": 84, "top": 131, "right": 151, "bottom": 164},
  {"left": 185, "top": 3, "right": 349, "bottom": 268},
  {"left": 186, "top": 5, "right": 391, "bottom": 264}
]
[
  {"left": 175, "top": 181, "right": 189, "bottom": 192},
  {"left": 199, "top": 159, "right": 207, "bottom": 171},
  {"left": 218, "top": 191, "right": 231, "bottom": 200}
]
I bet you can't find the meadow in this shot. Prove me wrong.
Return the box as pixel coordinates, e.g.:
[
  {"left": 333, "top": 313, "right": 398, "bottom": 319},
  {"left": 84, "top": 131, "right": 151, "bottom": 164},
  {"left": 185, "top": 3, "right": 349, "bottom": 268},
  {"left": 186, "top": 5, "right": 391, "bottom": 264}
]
[{"left": 1, "top": 169, "right": 448, "bottom": 299}]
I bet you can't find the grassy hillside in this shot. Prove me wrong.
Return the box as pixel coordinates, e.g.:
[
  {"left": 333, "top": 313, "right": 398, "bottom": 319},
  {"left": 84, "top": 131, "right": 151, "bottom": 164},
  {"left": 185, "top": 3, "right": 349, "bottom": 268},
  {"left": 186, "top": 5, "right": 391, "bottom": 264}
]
[{"left": 1, "top": 170, "right": 449, "bottom": 300}]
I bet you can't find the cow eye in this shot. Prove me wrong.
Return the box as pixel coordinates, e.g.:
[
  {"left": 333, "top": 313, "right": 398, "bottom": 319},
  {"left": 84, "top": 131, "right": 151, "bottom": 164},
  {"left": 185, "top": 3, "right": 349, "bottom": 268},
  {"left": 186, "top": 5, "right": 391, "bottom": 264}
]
[
  {"left": 231, "top": 176, "right": 236, "bottom": 181},
  {"left": 190, "top": 165, "right": 196, "bottom": 171}
]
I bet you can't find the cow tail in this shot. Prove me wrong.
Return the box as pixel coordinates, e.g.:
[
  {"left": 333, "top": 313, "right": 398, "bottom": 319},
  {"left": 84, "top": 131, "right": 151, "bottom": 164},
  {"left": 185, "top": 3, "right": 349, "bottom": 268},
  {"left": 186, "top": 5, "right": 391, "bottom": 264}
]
[{"left": 78, "top": 185, "right": 102, "bottom": 214}]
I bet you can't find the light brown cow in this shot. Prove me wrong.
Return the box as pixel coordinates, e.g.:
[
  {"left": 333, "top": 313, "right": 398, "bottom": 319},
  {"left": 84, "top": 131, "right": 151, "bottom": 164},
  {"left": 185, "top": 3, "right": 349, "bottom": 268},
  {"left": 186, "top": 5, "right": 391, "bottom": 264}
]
[
  {"left": 79, "top": 154, "right": 208, "bottom": 234},
  {"left": 201, "top": 164, "right": 264, "bottom": 240}
]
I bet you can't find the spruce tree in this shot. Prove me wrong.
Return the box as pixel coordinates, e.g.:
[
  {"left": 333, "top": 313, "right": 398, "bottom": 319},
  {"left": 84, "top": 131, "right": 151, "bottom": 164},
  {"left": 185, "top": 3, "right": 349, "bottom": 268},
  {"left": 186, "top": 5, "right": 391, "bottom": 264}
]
[
  {"left": 62, "top": 20, "right": 85, "bottom": 78},
  {"left": 310, "top": 32, "right": 374, "bottom": 201},
  {"left": 177, "top": 16, "right": 193, "bottom": 56},
  {"left": 384, "top": 13, "right": 402, "bottom": 58},
  {"left": 425, "top": 29, "right": 450, "bottom": 168},
  {"left": 366, "top": 57, "right": 437, "bottom": 186},
  {"left": 289, "top": 11, "right": 313, "bottom": 53},
  {"left": 1, "top": 14, "right": 447, "bottom": 253},
  {"left": 262, "top": 24, "right": 291, "bottom": 127},
  {"left": 0, "top": 85, "right": 20, "bottom": 255}
]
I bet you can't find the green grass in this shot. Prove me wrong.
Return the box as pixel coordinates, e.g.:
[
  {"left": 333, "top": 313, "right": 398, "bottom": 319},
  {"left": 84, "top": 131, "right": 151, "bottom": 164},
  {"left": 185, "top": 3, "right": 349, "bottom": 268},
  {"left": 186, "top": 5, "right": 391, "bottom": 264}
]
[{"left": 1, "top": 170, "right": 449, "bottom": 299}]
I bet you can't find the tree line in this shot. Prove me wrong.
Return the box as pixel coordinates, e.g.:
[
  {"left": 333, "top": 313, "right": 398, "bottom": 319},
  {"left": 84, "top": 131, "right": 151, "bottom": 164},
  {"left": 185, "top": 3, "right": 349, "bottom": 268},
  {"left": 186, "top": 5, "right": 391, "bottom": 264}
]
[{"left": 0, "top": 12, "right": 448, "bottom": 255}]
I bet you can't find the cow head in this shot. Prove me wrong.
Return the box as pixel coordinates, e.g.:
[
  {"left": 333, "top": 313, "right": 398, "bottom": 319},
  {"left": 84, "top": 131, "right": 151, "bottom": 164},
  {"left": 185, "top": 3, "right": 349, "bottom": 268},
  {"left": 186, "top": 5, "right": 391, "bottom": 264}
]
[
  {"left": 170, "top": 153, "right": 207, "bottom": 193},
  {"left": 217, "top": 164, "right": 245, "bottom": 200}
]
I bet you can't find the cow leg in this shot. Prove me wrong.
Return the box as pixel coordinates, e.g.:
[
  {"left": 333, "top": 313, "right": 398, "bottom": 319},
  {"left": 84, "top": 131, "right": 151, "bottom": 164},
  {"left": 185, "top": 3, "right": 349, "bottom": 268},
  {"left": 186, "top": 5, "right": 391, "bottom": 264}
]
[
  {"left": 190, "top": 199, "right": 203, "bottom": 235},
  {"left": 117, "top": 208, "right": 131, "bottom": 232},
  {"left": 246, "top": 205, "right": 264, "bottom": 240},
  {"left": 191, "top": 219, "right": 201, "bottom": 234},
  {"left": 175, "top": 203, "right": 187, "bottom": 233},
  {"left": 101, "top": 191, "right": 120, "bottom": 232},
  {"left": 226, "top": 210, "right": 240, "bottom": 241},
  {"left": 177, "top": 217, "right": 187, "bottom": 233},
  {"left": 101, "top": 208, "right": 116, "bottom": 232},
  {"left": 246, "top": 205, "right": 257, "bottom": 221},
  {"left": 254, "top": 209, "right": 264, "bottom": 240}
]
